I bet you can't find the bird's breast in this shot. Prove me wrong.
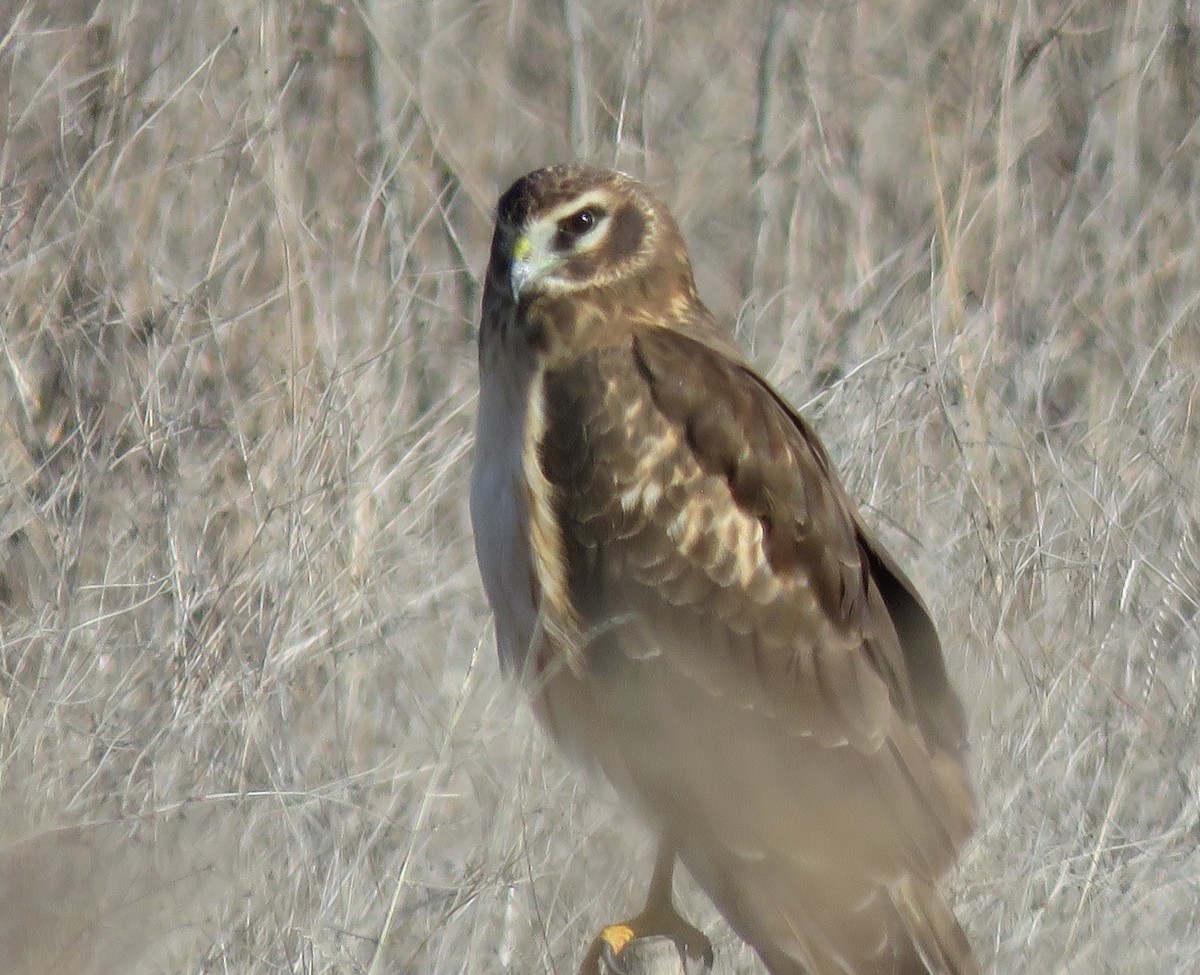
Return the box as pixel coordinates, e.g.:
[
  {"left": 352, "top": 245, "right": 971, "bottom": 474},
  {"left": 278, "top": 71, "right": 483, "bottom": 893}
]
[
  {"left": 470, "top": 354, "right": 576, "bottom": 680},
  {"left": 470, "top": 354, "right": 540, "bottom": 675}
]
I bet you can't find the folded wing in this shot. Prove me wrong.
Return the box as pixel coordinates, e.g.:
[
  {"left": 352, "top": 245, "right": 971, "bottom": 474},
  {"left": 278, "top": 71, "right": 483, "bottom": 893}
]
[{"left": 536, "top": 324, "right": 977, "bottom": 975}]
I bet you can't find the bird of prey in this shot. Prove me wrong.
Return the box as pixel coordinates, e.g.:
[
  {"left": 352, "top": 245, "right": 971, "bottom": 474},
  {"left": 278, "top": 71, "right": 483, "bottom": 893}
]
[{"left": 470, "top": 165, "right": 978, "bottom": 975}]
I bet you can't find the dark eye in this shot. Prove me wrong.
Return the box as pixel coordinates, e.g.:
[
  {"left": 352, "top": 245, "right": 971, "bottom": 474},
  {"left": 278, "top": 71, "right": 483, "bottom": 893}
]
[
  {"left": 556, "top": 206, "right": 603, "bottom": 247},
  {"left": 568, "top": 208, "right": 596, "bottom": 232}
]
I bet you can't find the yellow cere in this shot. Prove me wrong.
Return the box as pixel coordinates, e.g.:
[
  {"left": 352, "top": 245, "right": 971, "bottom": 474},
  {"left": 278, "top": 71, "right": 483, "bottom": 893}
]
[{"left": 512, "top": 235, "right": 532, "bottom": 262}]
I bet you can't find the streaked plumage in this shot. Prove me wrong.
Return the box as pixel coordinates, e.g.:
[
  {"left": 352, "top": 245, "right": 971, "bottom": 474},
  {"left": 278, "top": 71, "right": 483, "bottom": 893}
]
[{"left": 470, "top": 165, "right": 978, "bottom": 975}]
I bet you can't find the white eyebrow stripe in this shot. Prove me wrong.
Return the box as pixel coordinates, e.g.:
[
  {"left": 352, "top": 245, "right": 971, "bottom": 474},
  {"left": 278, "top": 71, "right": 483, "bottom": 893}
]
[
  {"left": 529, "top": 190, "right": 617, "bottom": 256},
  {"left": 543, "top": 189, "right": 616, "bottom": 224}
]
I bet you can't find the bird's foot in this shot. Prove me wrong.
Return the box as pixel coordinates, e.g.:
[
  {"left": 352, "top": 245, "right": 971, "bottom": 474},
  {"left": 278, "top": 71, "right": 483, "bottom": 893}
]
[{"left": 579, "top": 905, "right": 713, "bottom": 975}]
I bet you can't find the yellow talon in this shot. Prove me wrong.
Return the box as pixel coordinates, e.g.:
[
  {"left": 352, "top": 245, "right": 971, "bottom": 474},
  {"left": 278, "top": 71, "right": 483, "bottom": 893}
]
[
  {"left": 578, "top": 844, "right": 713, "bottom": 974},
  {"left": 600, "top": 923, "right": 637, "bottom": 955}
]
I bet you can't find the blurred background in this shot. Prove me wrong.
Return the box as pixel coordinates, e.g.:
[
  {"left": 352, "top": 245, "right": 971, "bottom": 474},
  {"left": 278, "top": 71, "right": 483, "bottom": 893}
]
[{"left": 1, "top": 0, "right": 1197, "bottom": 972}]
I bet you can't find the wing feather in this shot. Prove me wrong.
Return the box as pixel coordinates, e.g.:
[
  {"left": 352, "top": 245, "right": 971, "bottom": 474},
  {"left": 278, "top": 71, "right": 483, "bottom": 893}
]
[{"left": 536, "top": 325, "right": 976, "bottom": 975}]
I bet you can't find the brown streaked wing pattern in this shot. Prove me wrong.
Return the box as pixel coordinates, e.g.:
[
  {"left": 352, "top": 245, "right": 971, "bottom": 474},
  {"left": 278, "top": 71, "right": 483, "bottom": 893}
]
[
  {"left": 536, "top": 327, "right": 976, "bottom": 975},
  {"left": 741, "top": 363, "right": 971, "bottom": 766}
]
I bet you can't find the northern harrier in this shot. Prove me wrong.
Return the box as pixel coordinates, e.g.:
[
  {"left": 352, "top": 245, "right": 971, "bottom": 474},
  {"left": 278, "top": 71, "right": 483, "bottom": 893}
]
[{"left": 470, "top": 165, "right": 978, "bottom": 975}]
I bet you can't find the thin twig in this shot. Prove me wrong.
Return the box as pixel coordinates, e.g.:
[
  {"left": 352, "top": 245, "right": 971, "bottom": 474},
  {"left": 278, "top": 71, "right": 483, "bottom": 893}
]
[
  {"left": 746, "top": 7, "right": 785, "bottom": 304},
  {"left": 562, "top": 0, "right": 590, "bottom": 157}
]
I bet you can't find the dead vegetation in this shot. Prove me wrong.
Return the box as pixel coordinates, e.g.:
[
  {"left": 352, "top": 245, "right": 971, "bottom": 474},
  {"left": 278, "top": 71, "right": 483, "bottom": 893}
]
[{"left": 0, "top": 1, "right": 1197, "bottom": 972}]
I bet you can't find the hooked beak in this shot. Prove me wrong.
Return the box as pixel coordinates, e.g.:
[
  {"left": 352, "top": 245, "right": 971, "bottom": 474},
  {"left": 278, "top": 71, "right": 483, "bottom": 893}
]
[{"left": 509, "top": 234, "right": 533, "bottom": 301}]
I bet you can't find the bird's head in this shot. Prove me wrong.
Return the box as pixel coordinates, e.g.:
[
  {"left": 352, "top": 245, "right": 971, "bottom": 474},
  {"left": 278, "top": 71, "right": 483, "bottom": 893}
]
[
  {"left": 490, "top": 165, "right": 685, "bottom": 299},
  {"left": 481, "top": 167, "right": 703, "bottom": 360}
]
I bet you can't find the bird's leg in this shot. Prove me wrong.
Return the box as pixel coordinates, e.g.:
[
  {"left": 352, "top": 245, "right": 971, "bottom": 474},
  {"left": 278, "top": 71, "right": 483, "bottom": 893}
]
[{"left": 579, "top": 838, "right": 714, "bottom": 974}]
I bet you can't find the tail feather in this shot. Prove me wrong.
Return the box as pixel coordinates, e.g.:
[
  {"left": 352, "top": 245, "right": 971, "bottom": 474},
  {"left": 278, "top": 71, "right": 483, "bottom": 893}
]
[
  {"left": 683, "top": 843, "right": 978, "bottom": 975},
  {"left": 891, "top": 874, "right": 979, "bottom": 975}
]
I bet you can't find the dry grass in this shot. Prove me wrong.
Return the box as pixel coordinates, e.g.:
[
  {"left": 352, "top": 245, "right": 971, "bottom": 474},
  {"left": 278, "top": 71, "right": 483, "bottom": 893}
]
[{"left": 1, "top": 1, "right": 1197, "bottom": 972}]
